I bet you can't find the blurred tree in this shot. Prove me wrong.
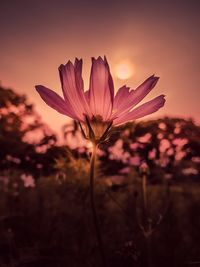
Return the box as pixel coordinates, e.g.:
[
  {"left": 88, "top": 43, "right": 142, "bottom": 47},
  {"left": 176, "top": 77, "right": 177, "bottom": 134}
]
[
  {"left": 62, "top": 117, "right": 200, "bottom": 183},
  {"left": 100, "top": 118, "right": 200, "bottom": 182},
  {"left": 0, "top": 84, "right": 60, "bottom": 177}
]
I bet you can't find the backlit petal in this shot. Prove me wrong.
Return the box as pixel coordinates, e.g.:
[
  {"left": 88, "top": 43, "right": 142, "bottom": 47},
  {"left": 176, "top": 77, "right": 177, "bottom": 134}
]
[
  {"left": 104, "top": 56, "right": 114, "bottom": 102},
  {"left": 74, "top": 58, "right": 84, "bottom": 91},
  {"left": 113, "top": 75, "right": 159, "bottom": 116},
  {"left": 89, "top": 57, "right": 114, "bottom": 120},
  {"left": 35, "top": 85, "right": 77, "bottom": 119},
  {"left": 112, "top": 85, "right": 130, "bottom": 116},
  {"left": 113, "top": 95, "right": 166, "bottom": 125},
  {"left": 59, "top": 60, "right": 91, "bottom": 121}
]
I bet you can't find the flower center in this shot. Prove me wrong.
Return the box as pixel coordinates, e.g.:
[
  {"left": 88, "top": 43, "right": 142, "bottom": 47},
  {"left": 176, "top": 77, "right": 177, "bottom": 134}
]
[{"left": 79, "top": 115, "right": 113, "bottom": 144}]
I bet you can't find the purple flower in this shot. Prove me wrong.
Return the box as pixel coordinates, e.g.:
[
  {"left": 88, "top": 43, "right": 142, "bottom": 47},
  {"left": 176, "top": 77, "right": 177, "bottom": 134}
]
[{"left": 36, "top": 56, "right": 165, "bottom": 143}]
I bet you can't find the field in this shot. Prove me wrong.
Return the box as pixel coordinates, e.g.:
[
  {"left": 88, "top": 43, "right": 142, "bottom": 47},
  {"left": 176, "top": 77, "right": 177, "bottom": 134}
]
[{"left": 0, "top": 170, "right": 200, "bottom": 267}]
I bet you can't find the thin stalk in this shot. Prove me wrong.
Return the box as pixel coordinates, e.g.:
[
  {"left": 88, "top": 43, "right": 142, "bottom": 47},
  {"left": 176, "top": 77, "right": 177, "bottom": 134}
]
[
  {"left": 89, "top": 143, "right": 107, "bottom": 267},
  {"left": 142, "top": 173, "right": 152, "bottom": 267},
  {"left": 142, "top": 173, "right": 147, "bottom": 215},
  {"left": 144, "top": 235, "right": 152, "bottom": 267}
]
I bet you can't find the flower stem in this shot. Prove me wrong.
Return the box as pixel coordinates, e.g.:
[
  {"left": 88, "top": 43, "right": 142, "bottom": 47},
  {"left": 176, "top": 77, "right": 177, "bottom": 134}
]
[
  {"left": 142, "top": 173, "right": 152, "bottom": 267},
  {"left": 142, "top": 173, "right": 148, "bottom": 217},
  {"left": 89, "top": 143, "right": 107, "bottom": 267},
  {"left": 144, "top": 235, "right": 152, "bottom": 267}
]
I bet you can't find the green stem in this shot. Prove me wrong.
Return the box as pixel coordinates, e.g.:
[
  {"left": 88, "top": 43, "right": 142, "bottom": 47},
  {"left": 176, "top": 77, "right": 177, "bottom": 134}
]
[{"left": 90, "top": 143, "right": 107, "bottom": 267}]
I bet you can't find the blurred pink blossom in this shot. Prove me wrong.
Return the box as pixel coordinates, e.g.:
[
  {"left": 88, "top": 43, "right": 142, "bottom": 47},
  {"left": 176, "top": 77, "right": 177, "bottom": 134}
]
[
  {"left": 148, "top": 148, "right": 156, "bottom": 159},
  {"left": 137, "top": 133, "right": 152, "bottom": 143},
  {"left": 175, "top": 151, "right": 186, "bottom": 161},
  {"left": 130, "top": 143, "right": 139, "bottom": 150},
  {"left": 158, "top": 122, "right": 167, "bottom": 130},
  {"left": 129, "top": 156, "right": 141, "bottom": 166},
  {"left": 167, "top": 148, "right": 174, "bottom": 156},
  {"left": 159, "top": 139, "right": 171, "bottom": 153},
  {"left": 21, "top": 174, "right": 35, "bottom": 188},
  {"left": 157, "top": 133, "right": 164, "bottom": 139},
  {"left": 119, "top": 167, "right": 130, "bottom": 174},
  {"left": 172, "top": 138, "right": 188, "bottom": 147},
  {"left": 182, "top": 168, "right": 198, "bottom": 175},
  {"left": 108, "top": 140, "right": 130, "bottom": 163}
]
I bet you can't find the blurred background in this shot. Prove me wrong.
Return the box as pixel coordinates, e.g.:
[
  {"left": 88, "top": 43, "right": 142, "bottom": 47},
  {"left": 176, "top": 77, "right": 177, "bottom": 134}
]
[{"left": 0, "top": 0, "right": 200, "bottom": 266}]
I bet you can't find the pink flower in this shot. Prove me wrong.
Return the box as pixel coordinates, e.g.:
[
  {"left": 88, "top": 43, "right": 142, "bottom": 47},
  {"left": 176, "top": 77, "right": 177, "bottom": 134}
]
[{"left": 36, "top": 56, "right": 165, "bottom": 143}]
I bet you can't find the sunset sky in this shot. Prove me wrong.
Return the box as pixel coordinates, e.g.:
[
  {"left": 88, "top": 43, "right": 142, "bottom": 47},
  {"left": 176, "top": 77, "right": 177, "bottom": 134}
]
[{"left": 0, "top": 0, "right": 199, "bottom": 133}]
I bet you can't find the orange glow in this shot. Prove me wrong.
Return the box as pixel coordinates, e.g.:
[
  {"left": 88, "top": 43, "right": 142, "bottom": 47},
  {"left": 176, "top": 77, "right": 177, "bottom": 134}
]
[
  {"left": 0, "top": 0, "right": 199, "bottom": 135},
  {"left": 114, "top": 60, "right": 134, "bottom": 80}
]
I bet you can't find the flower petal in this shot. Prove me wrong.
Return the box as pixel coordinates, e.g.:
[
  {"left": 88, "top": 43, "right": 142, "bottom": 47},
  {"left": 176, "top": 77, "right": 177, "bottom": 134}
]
[
  {"left": 129, "top": 75, "right": 159, "bottom": 106},
  {"left": 104, "top": 56, "right": 114, "bottom": 102},
  {"left": 59, "top": 60, "right": 91, "bottom": 121},
  {"left": 89, "top": 56, "right": 114, "bottom": 121},
  {"left": 35, "top": 85, "right": 77, "bottom": 119},
  {"left": 74, "top": 58, "right": 84, "bottom": 91},
  {"left": 113, "top": 75, "right": 159, "bottom": 116},
  {"left": 84, "top": 90, "right": 90, "bottom": 103},
  {"left": 113, "top": 95, "right": 166, "bottom": 125},
  {"left": 112, "top": 85, "right": 130, "bottom": 115}
]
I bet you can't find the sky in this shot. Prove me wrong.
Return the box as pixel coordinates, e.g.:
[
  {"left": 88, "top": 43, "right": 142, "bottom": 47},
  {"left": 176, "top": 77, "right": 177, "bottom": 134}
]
[{"left": 0, "top": 0, "right": 199, "bottom": 134}]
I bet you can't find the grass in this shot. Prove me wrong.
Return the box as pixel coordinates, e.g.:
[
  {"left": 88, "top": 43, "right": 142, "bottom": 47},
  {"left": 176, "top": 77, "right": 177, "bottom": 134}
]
[{"left": 0, "top": 171, "right": 200, "bottom": 267}]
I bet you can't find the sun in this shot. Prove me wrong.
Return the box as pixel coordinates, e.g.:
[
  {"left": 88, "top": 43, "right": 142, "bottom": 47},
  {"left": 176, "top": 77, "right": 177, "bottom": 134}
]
[{"left": 114, "top": 60, "right": 134, "bottom": 80}]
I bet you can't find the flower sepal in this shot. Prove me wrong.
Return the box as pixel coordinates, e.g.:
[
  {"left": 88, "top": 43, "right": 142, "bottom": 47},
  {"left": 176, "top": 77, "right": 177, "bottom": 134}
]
[{"left": 79, "top": 115, "right": 113, "bottom": 145}]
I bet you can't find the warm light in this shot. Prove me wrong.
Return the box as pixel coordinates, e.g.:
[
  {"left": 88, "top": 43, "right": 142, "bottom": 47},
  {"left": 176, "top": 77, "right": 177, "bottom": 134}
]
[
  {"left": 86, "top": 141, "right": 93, "bottom": 151},
  {"left": 114, "top": 60, "right": 134, "bottom": 80}
]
